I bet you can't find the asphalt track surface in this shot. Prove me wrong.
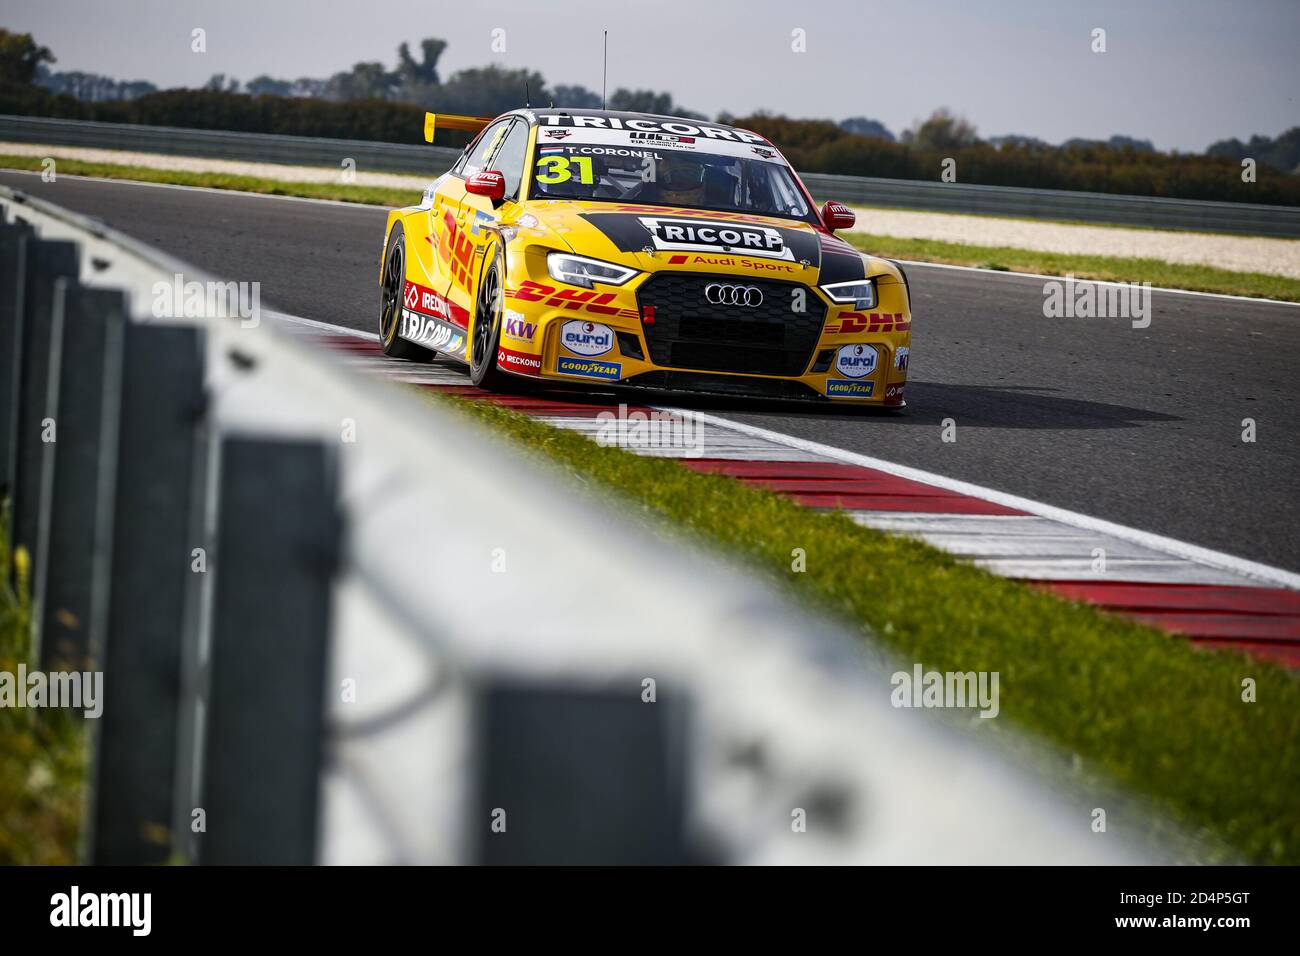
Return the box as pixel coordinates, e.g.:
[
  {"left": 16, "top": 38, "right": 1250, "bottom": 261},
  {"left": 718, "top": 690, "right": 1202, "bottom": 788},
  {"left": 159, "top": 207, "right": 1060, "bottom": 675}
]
[{"left": 5, "top": 170, "right": 1298, "bottom": 571}]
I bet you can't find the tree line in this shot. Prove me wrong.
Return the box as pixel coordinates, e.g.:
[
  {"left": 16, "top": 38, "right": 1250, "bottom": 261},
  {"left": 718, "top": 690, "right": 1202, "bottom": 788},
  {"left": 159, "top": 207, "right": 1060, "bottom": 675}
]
[{"left": 2, "top": 28, "right": 1296, "bottom": 205}]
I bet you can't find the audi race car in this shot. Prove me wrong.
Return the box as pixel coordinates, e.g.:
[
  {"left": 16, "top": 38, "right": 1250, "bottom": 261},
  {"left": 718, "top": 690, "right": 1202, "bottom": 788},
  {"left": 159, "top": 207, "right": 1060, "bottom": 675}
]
[{"left": 378, "top": 108, "right": 911, "bottom": 405}]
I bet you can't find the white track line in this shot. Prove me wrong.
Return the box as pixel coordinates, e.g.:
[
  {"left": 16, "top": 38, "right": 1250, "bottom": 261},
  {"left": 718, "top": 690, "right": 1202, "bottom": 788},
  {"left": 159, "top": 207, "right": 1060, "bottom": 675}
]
[
  {"left": 5, "top": 168, "right": 1297, "bottom": 308},
  {"left": 665, "top": 408, "right": 1300, "bottom": 591},
  {"left": 261, "top": 312, "right": 1300, "bottom": 591},
  {"left": 265, "top": 309, "right": 373, "bottom": 338},
  {"left": 895, "top": 258, "right": 1300, "bottom": 309}
]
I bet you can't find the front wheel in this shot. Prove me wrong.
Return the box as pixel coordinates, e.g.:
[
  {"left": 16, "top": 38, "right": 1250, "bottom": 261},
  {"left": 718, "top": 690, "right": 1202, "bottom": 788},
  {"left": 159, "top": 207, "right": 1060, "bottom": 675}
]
[
  {"left": 378, "top": 223, "right": 434, "bottom": 362},
  {"left": 469, "top": 245, "right": 521, "bottom": 390}
]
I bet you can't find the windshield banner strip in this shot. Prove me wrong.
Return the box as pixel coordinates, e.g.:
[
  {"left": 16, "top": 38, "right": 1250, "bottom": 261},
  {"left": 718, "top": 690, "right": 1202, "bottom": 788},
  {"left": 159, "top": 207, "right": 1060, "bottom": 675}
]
[{"left": 534, "top": 125, "right": 788, "bottom": 164}]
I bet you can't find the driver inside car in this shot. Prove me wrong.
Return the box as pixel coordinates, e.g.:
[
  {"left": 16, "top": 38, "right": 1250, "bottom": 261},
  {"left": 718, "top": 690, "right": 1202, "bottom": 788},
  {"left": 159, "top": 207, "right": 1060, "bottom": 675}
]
[{"left": 652, "top": 153, "right": 708, "bottom": 205}]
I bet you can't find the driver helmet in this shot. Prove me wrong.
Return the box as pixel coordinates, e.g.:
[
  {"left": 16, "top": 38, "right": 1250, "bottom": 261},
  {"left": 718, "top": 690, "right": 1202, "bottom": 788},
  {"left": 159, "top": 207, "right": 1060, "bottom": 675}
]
[{"left": 657, "top": 153, "right": 707, "bottom": 202}]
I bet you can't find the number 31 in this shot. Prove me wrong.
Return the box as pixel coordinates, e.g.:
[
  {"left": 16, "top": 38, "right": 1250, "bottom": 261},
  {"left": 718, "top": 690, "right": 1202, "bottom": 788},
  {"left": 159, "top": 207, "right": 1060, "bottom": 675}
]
[{"left": 535, "top": 155, "right": 594, "bottom": 184}]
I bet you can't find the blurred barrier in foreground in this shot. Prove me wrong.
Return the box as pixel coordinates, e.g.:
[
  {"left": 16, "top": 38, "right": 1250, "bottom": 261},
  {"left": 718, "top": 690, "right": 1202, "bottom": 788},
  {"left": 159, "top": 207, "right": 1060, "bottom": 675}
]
[
  {"left": 1, "top": 184, "right": 1177, "bottom": 864},
  {"left": 3, "top": 113, "right": 1299, "bottom": 237}
]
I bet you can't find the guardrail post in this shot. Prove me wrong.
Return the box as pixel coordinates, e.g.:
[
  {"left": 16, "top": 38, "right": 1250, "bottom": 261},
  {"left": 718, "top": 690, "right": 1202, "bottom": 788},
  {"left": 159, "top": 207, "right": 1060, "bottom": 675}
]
[
  {"left": 38, "top": 282, "right": 128, "bottom": 671},
  {"left": 87, "top": 323, "right": 206, "bottom": 865},
  {"left": 196, "top": 436, "right": 340, "bottom": 865},
  {"left": 9, "top": 237, "right": 78, "bottom": 598},
  {"left": 0, "top": 220, "right": 31, "bottom": 501},
  {"left": 470, "top": 680, "right": 692, "bottom": 864}
]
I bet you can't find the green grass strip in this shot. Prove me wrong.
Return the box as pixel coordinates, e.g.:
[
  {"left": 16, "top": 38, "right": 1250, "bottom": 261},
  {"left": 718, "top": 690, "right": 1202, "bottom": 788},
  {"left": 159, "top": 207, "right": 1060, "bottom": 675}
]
[
  {"left": 0, "top": 153, "right": 419, "bottom": 208},
  {"left": 0, "top": 510, "right": 86, "bottom": 864},
  {"left": 433, "top": 391, "right": 1300, "bottom": 863},
  {"left": 847, "top": 232, "right": 1300, "bottom": 302}
]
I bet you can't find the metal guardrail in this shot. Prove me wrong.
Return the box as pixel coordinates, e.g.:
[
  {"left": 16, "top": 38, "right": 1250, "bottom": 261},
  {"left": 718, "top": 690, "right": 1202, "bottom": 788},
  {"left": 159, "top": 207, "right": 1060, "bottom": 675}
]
[
  {"left": 1, "top": 184, "right": 1187, "bottom": 865},
  {"left": 4, "top": 113, "right": 1299, "bottom": 237},
  {"left": 800, "top": 170, "right": 1300, "bottom": 238},
  {"left": 0, "top": 113, "right": 462, "bottom": 179}
]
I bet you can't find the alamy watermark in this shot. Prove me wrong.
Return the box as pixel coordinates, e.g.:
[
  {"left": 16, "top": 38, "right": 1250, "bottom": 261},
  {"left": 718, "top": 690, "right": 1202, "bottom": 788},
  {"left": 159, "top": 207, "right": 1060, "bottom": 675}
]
[
  {"left": 891, "top": 664, "right": 1000, "bottom": 719},
  {"left": 151, "top": 273, "right": 261, "bottom": 328},
  {"left": 50, "top": 886, "right": 150, "bottom": 935},
  {"left": 595, "top": 404, "right": 705, "bottom": 458},
  {"left": 0, "top": 664, "right": 103, "bottom": 718},
  {"left": 1042, "top": 274, "right": 1151, "bottom": 328}
]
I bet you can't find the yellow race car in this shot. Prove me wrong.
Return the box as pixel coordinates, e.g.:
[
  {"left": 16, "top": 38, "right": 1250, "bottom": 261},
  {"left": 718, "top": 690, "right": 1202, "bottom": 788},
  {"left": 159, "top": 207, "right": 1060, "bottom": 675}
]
[{"left": 379, "top": 108, "right": 911, "bottom": 405}]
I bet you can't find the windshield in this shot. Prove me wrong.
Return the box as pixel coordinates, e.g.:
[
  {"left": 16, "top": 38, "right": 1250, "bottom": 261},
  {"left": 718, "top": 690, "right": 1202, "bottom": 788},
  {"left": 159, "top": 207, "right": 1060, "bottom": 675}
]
[{"left": 528, "top": 143, "right": 814, "bottom": 222}]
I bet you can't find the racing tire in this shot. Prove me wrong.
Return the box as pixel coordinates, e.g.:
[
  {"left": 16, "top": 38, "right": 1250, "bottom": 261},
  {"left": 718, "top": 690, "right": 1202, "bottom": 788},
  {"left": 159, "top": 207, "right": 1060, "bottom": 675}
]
[
  {"left": 469, "top": 244, "right": 532, "bottom": 392},
  {"left": 378, "top": 223, "right": 435, "bottom": 363}
]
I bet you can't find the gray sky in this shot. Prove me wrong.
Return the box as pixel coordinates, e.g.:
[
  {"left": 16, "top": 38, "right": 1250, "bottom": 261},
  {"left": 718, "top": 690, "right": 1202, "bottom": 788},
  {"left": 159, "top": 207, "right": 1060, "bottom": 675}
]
[{"left": 4, "top": 0, "right": 1297, "bottom": 150}]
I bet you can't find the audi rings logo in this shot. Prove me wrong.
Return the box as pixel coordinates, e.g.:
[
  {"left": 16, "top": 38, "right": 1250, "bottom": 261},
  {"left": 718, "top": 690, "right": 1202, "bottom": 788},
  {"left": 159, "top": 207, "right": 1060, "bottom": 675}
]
[{"left": 704, "top": 283, "right": 764, "bottom": 308}]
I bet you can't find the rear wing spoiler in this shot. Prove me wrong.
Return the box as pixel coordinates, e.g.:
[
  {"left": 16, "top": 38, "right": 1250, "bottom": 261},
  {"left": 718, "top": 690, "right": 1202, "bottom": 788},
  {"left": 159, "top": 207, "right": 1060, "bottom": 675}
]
[{"left": 423, "top": 111, "right": 495, "bottom": 144}]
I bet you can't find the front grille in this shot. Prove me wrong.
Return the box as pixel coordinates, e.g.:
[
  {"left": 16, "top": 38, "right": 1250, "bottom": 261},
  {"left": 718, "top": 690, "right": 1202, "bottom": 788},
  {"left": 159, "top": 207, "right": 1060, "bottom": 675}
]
[{"left": 636, "top": 272, "right": 826, "bottom": 376}]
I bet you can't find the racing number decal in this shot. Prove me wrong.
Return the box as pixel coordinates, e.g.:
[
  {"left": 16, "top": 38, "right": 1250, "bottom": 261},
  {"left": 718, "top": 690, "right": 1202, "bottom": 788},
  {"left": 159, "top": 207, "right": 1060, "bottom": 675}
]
[{"left": 535, "top": 155, "right": 594, "bottom": 185}]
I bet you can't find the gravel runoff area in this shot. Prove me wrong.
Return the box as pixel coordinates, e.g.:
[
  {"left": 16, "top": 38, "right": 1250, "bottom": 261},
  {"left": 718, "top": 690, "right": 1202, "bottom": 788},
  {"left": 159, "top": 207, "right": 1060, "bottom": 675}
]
[
  {"left": 847, "top": 205, "right": 1300, "bottom": 280},
  {"left": 5, "top": 141, "right": 1298, "bottom": 280}
]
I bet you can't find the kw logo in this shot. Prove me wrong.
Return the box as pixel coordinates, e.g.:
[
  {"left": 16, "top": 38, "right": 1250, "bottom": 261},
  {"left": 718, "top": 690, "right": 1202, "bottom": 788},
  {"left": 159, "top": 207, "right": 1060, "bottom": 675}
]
[
  {"left": 507, "top": 281, "right": 639, "bottom": 318},
  {"left": 834, "top": 312, "right": 911, "bottom": 334},
  {"left": 504, "top": 316, "right": 537, "bottom": 340},
  {"left": 438, "top": 211, "right": 475, "bottom": 290}
]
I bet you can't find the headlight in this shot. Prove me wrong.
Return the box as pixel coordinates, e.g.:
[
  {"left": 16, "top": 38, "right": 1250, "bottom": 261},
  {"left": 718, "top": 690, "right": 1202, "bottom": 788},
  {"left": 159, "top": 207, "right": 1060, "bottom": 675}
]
[
  {"left": 547, "top": 252, "right": 639, "bottom": 289},
  {"left": 821, "top": 278, "right": 877, "bottom": 308}
]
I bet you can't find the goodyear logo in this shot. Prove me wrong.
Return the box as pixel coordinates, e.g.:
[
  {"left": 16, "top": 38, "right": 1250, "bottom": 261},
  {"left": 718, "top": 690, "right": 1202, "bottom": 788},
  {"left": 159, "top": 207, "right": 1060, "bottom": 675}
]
[
  {"left": 826, "top": 379, "right": 875, "bottom": 398},
  {"left": 557, "top": 357, "right": 621, "bottom": 381}
]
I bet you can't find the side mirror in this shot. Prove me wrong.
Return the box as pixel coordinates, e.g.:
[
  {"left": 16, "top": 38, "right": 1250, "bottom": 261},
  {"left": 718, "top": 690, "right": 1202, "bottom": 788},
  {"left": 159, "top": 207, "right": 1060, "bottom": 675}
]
[
  {"left": 466, "top": 169, "right": 506, "bottom": 203},
  {"left": 821, "top": 200, "right": 856, "bottom": 233}
]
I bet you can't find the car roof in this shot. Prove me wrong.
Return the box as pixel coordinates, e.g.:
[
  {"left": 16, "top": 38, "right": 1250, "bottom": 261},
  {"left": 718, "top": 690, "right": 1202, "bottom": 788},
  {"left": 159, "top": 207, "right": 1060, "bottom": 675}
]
[{"left": 512, "top": 107, "right": 758, "bottom": 137}]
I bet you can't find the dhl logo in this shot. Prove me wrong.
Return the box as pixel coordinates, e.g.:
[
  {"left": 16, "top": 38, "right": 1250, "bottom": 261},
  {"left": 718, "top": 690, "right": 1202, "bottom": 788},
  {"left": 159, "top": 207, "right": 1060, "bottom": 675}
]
[
  {"left": 507, "top": 281, "right": 638, "bottom": 318},
  {"left": 832, "top": 311, "right": 911, "bottom": 334},
  {"left": 437, "top": 209, "right": 475, "bottom": 289}
]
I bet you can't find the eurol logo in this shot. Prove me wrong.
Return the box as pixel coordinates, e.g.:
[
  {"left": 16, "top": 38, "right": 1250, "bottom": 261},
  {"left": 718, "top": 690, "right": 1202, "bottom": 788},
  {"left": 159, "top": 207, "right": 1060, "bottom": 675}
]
[
  {"left": 835, "top": 343, "right": 878, "bottom": 379},
  {"left": 561, "top": 320, "right": 613, "bottom": 356}
]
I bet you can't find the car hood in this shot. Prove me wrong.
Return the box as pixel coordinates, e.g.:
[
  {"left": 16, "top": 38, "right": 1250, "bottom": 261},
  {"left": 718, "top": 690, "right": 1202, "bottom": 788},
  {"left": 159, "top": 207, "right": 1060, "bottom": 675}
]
[{"left": 517, "top": 199, "right": 897, "bottom": 285}]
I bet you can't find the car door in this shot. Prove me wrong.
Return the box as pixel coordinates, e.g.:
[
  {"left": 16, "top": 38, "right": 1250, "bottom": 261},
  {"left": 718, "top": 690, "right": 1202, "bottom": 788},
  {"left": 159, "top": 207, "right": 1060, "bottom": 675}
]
[
  {"left": 425, "top": 118, "right": 513, "bottom": 326},
  {"left": 445, "top": 117, "right": 532, "bottom": 320}
]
